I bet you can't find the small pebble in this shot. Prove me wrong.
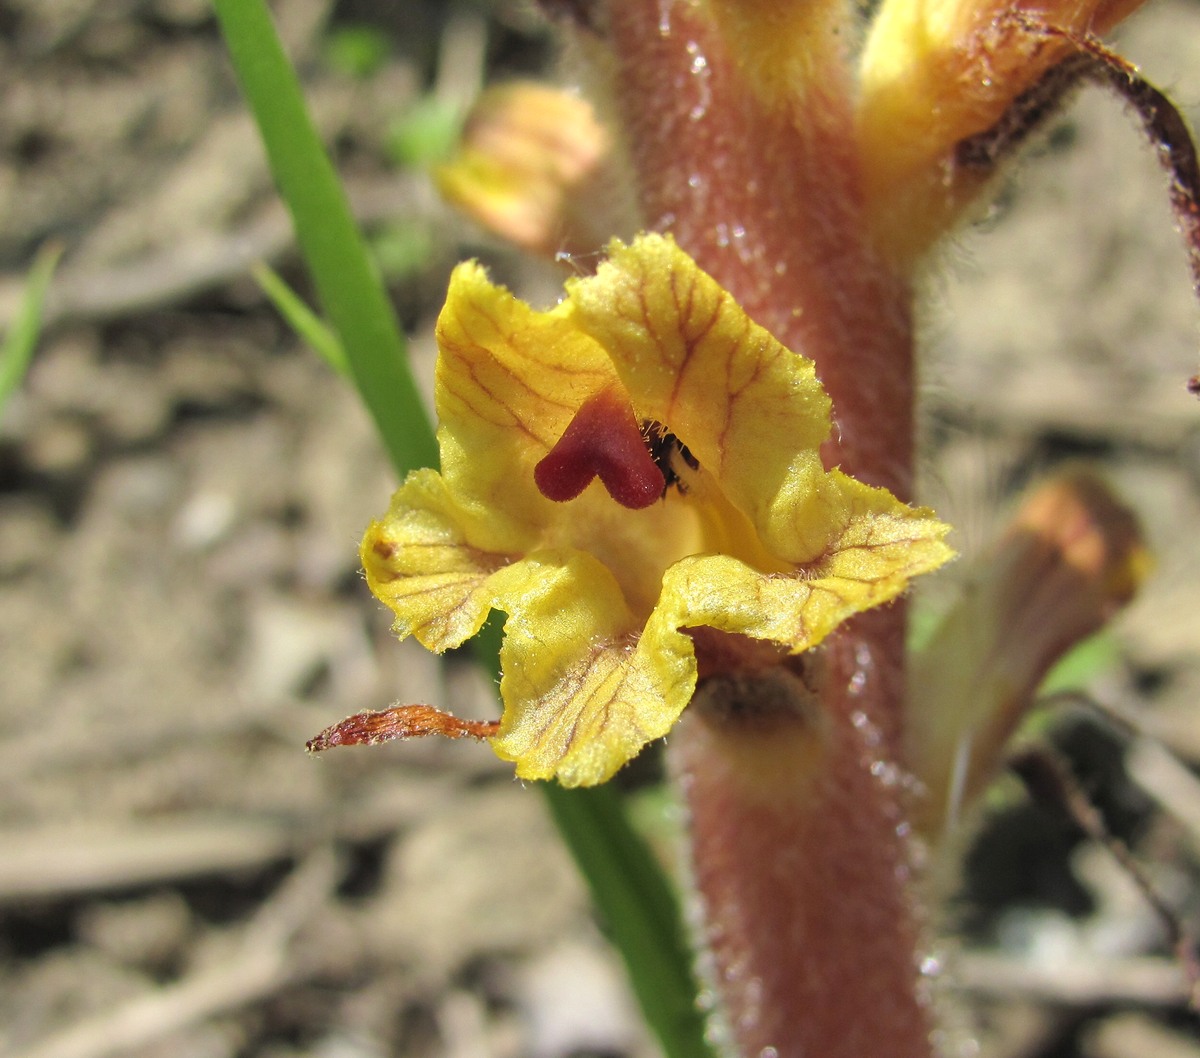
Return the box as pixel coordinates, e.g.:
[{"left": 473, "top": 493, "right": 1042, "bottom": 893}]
[{"left": 173, "top": 489, "right": 238, "bottom": 551}]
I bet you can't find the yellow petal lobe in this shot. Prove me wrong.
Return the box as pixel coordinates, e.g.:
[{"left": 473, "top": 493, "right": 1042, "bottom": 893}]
[
  {"left": 361, "top": 469, "right": 512, "bottom": 652},
  {"left": 490, "top": 551, "right": 694, "bottom": 786}
]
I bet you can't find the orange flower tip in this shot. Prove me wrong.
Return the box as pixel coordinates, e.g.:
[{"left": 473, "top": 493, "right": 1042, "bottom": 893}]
[
  {"left": 1008, "top": 471, "right": 1148, "bottom": 608},
  {"left": 906, "top": 470, "right": 1144, "bottom": 835},
  {"left": 307, "top": 705, "right": 500, "bottom": 753},
  {"left": 533, "top": 387, "right": 666, "bottom": 509}
]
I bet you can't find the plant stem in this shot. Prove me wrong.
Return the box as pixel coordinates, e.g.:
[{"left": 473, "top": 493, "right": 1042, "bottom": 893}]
[
  {"left": 605, "top": 1, "right": 932, "bottom": 1053},
  {"left": 605, "top": 0, "right": 914, "bottom": 498},
  {"left": 671, "top": 629, "right": 931, "bottom": 1058}
]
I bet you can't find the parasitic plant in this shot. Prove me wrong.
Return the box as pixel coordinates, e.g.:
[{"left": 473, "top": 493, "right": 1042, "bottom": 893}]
[{"left": 217, "top": 0, "right": 1200, "bottom": 1054}]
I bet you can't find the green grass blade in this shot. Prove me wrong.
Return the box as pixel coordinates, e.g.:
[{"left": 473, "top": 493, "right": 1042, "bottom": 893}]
[
  {"left": 544, "top": 784, "right": 712, "bottom": 1058},
  {"left": 0, "top": 242, "right": 63, "bottom": 419},
  {"left": 251, "top": 263, "right": 349, "bottom": 377},
  {"left": 211, "top": 0, "right": 436, "bottom": 474},
  {"left": 471, "top": 623, "right": 712, "bottom": 1058}
]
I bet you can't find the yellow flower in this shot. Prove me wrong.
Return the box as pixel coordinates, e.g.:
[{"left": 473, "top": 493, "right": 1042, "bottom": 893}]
[
  {"left": 857, "top": 0, "right": 1150, "bottom": 264},
  {"left": 435, "top": 82, "right": 626, "bottom": 258},
  {"left": 342, "top": 234, "right": 952, "bottom": 786}
]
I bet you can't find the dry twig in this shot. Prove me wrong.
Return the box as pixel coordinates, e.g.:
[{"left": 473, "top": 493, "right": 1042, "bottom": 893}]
[
  {"left": 0, "top": 175, "right": 423, "bottom": 334},
  {"left": 5, "top": 848, "right": 341, "bottom": 1058},
  {"left": 954, "top": 949, "right": 1191, "bottom": 1006},
  {"left": 0, "top": 819, "right": 297, "bottom": 901}
]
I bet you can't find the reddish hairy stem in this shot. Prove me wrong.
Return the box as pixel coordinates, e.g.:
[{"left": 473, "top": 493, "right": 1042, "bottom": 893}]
[
  {"left": 672, "top": 631, "right": 930, "bottom": 1058},
  {"left": 605, "top": 0, "right": 913, "bottom": 498},
  {"left": 604, "top": 1, "right": 931, "bottom": 1054}
]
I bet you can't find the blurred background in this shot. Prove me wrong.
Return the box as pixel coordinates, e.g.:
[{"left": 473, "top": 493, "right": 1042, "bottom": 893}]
[{"left": 1, "top": 1, "right": 1200, "bottom": 1056}]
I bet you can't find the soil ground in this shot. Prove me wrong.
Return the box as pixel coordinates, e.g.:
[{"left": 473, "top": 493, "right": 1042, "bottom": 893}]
[{"left": 2, "top": 2, "right": 1200, "bottom": 1057}]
